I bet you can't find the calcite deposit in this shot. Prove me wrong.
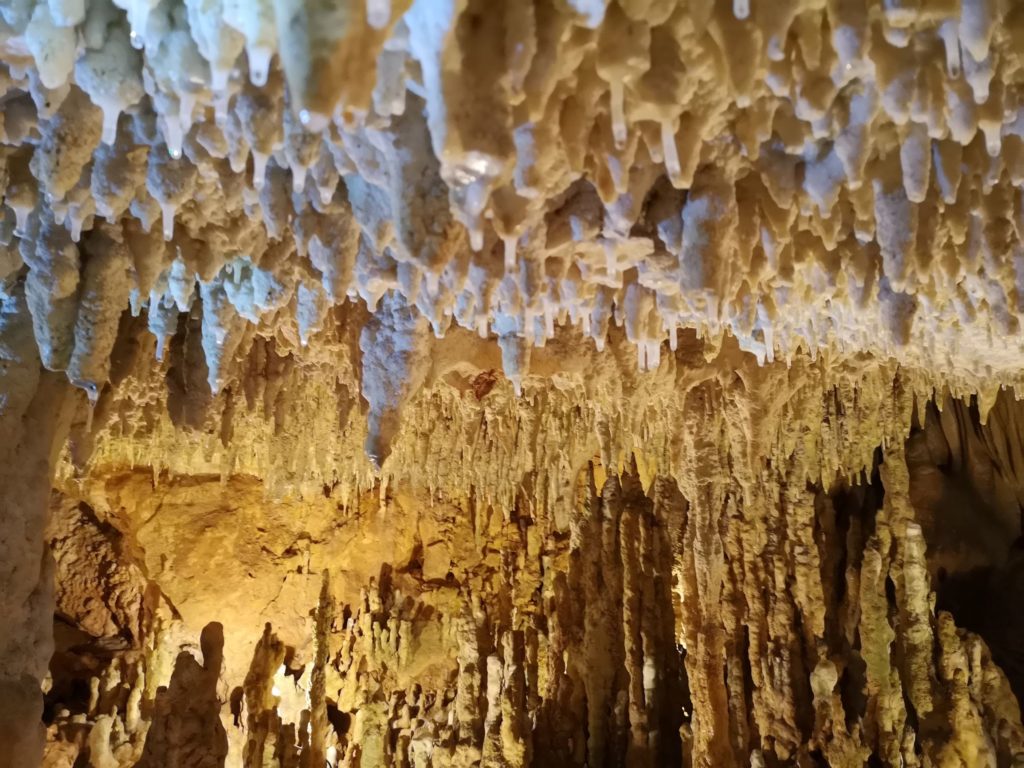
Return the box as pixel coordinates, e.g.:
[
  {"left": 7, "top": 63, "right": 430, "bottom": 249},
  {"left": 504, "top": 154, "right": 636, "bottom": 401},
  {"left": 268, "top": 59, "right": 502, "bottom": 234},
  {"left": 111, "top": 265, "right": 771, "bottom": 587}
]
[{"left": 2, "top": 0, "right": 1024, "bottom": 765}]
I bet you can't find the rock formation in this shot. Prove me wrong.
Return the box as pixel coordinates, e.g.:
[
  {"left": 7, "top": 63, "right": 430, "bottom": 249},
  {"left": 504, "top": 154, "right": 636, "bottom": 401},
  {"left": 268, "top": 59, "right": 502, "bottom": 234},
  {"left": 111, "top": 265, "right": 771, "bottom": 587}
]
[{"left": 1, "top": 0, "right": 1024, "bottom": 765}]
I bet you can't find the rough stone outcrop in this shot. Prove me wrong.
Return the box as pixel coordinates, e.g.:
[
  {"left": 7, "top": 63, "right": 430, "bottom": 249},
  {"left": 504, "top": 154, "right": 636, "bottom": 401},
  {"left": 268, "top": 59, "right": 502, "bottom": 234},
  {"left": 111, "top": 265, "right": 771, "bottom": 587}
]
[{"left": 0, "top": 284, "right": 73, "bottom": 768}]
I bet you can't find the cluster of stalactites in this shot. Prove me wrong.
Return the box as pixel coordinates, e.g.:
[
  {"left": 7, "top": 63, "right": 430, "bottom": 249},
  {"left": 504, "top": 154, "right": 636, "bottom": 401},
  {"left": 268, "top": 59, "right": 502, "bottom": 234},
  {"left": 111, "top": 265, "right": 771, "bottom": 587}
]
[
  {"left": 76, "top": 310, "right": 937, "bottom": 518},
  {"left": 48, "top": 455, "right": 1024, "bottom": 767},
  {"left": 3, "top": 0, "right": 1024, "bottom": 444}
]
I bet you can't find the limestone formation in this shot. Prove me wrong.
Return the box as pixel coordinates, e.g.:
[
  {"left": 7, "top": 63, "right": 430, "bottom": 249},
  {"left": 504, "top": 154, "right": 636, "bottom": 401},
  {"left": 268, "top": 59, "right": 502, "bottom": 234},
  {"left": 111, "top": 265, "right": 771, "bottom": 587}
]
[{"left": 0, "top": 0, "right": 1023, "bottom": 766}]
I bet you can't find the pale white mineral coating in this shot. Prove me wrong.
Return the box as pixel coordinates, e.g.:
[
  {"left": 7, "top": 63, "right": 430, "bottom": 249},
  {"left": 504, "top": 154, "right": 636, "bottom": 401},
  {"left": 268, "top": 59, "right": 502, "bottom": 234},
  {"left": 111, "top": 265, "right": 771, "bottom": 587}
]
[{"left": 0, "top": 0, "right": 1021, "bottom": 427}]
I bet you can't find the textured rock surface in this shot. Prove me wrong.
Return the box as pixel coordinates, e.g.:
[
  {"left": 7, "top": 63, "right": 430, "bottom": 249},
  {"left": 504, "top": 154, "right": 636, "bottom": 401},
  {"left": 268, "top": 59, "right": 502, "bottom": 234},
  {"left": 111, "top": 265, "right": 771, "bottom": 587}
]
[
  {"left": 2, "top": 0, "right": 1024, "bottom": 416},
  {"left": 0, "top": 0, "right": 1024, "bottom": 766},
  {"left": 0, "top": 283, "right": 74, "bottom": 768}
]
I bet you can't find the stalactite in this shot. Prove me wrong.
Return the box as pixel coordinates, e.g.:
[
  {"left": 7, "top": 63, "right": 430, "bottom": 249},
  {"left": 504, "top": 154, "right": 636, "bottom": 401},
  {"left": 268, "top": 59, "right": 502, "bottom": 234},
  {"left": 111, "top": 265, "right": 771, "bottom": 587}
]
[{"left": 2, "top": 0, "right": 1024, "bottom": 406}]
